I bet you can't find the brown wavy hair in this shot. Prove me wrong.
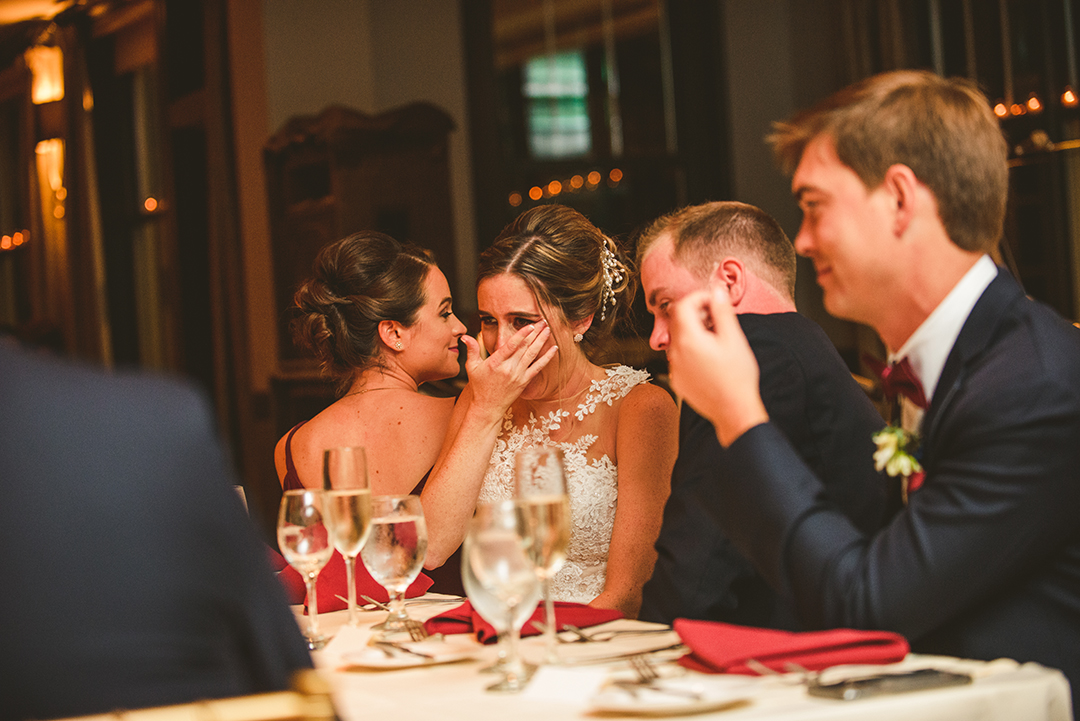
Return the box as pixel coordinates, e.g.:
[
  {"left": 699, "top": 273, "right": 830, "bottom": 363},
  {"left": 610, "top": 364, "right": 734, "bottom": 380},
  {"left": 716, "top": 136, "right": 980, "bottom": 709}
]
[
  {"left": 291, "top": 232, "right": 434, "bottom": 393},
  {"left": 479, "top": 205, "right": 635, "bottom": 355}
]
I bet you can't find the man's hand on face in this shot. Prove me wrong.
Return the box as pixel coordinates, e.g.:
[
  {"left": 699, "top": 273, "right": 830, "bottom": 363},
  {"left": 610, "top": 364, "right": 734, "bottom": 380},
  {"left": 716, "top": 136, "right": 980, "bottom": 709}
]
[{"left": 668, "top": 286, "right": 769, "bottom": 447}]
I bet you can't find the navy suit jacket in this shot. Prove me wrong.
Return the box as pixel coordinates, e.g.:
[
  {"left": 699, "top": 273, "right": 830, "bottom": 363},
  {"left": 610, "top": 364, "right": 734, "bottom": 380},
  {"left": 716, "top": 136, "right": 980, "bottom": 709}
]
[
  {"left": 0, "top": 338, "right": 313, "bottom": 720},
  {"left": 640, "top": 313, "right": 887, "bottom": 626},
  {"left": 714, "top": 272, "right": 1080, "bottom": 705}
]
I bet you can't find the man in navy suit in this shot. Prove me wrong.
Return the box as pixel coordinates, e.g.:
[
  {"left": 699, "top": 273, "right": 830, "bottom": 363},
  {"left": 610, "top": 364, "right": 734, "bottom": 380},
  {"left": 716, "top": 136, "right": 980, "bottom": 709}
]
[
  {"left": 0, "top": 336, "right": 313, "bottom": 720},
  {"left": 666, "top": 70, "right": 1080, "bottom": 706},
  {"left": 636, "top": 201, "right": 886, "bottom": 627}
]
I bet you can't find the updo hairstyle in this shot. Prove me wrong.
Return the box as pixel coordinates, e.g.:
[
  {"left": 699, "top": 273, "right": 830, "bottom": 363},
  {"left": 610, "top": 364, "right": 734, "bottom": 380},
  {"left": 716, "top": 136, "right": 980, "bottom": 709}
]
[
  {"left": 291, "top": 232, "right": 434, "bottom": 393},
  {"left": 479, "top": 205, "right": 634, "bottom": 354}
]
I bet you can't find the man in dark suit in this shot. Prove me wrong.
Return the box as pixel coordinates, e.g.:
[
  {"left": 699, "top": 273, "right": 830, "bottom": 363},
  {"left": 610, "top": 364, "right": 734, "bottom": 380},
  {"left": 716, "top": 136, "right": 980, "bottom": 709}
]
[
  {"left": 0, "top": 336, "right": 313, "bottom": 720},
  {"left": 636, "top": 201, "right": 886, "bottom": 627},
  {"left": 666, "top": 70, "right": 1080, "bottom": 706}
]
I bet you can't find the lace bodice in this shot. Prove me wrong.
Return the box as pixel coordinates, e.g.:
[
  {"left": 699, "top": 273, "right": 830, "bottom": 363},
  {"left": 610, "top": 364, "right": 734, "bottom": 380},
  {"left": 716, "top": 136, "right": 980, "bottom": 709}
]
[{"left": 478, "top": 365, "right": 650, "bottom": 603}]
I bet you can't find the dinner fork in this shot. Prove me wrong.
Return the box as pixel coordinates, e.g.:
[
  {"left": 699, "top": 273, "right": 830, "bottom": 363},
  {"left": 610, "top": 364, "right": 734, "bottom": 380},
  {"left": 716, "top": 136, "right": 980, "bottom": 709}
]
[
  {"left": 405, "top": 618, "right": 429, "bottom": 641},
  {"left": 611, "top": 654, "right": 703, "bottom": 701}
]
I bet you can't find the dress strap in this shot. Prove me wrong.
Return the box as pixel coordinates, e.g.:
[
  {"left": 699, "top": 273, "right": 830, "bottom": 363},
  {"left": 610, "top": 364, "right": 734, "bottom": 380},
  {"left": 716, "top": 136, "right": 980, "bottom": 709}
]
[{"left": 281, "top": 421, "right": 308, "bottom": 490}]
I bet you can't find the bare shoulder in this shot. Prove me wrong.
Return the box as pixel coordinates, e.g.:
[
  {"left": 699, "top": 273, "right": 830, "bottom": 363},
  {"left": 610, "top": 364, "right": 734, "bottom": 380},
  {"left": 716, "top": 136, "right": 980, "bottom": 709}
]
[{"left": 619, "top": 381, "right": 677, "bottom": 419}]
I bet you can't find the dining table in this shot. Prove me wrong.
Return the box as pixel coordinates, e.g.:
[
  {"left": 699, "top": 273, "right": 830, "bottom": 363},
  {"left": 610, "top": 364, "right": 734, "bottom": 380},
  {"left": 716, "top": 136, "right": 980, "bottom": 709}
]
[{"left": 295, "top": 595, "right": 1073, "bottom": 721}]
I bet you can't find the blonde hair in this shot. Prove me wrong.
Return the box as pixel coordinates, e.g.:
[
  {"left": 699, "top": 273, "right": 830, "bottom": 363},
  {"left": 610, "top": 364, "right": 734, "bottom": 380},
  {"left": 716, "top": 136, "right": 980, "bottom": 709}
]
[{"left": 636, "top": 201, "right": 796, "bottom": 299}]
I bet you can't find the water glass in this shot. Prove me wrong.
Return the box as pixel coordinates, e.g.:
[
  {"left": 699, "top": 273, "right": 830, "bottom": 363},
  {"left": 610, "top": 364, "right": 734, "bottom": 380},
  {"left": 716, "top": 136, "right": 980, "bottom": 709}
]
[
  {"left": 360, "top": 494, "right": 428, "bottom": 637},
  {"left": 466, "top": 500, "right": 542, "bottom": 693},
  {"left": 277, "top": 488, "right": 334, "bottom": 649}
]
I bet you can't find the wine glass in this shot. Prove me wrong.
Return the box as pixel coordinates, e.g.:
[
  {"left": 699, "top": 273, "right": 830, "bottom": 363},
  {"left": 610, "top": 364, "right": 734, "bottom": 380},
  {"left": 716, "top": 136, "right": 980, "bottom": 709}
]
[
  {"left": 466, "top": 500, "right": 542, "bottom": 693},
  {"left": 323, "top": 446, "right": 372, "bottom": 626},
  {"left": 277, "top": 488, "right": 334, "bottom": 650},
  {"left": 514, "top": 446, "right": 570, "bottom": 663},
  {"left": 359, "top": 494, "right": 428, "bottom": 637}
]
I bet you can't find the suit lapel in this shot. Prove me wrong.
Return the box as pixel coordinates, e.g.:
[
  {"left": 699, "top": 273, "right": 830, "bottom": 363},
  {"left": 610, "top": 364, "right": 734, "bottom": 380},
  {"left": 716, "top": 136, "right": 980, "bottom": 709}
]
[{"left": 921, "top": 270, "right": 1024, "bottom": 456}]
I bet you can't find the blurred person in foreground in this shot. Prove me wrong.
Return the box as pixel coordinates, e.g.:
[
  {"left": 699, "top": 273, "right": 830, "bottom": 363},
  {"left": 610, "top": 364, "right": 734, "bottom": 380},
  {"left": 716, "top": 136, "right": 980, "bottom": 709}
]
[
  {"left": 665, "top": 70, "right": 1080, "bottom": 705},
  {"left": 0, "top": 333, "right": 312, "bottom": 720},
  {"left": 635, "top": 200, "right": 886, "bottom": 627}
]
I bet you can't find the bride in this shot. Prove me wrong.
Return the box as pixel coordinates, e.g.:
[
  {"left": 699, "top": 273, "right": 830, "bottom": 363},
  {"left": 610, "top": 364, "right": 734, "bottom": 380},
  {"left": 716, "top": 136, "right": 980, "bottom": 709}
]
[{"left": 422, "top": 204, "right": 678, "bottom": 617}]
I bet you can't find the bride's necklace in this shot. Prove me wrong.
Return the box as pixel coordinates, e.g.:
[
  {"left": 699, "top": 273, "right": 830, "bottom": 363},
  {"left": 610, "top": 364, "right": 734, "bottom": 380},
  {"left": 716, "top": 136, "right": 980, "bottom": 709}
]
[{"left": 340, "top": 386, "right": 405, "bottom": 399}]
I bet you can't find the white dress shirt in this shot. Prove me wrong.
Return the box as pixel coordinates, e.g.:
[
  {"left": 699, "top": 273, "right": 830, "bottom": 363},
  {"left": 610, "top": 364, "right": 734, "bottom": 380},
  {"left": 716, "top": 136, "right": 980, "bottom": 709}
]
[{"left": 889, "top": 254, "right": 998, "bottom": 430}]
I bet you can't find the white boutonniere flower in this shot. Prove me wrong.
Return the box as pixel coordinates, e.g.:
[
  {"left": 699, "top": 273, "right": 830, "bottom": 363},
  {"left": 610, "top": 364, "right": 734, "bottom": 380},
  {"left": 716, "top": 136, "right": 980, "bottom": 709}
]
[{"left": 873, "top": 426, "right": 925, "bottom": 503}]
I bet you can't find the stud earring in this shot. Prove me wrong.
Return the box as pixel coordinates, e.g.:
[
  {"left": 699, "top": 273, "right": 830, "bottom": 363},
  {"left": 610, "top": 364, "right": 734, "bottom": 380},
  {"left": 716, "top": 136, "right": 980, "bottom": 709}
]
[
  {"left": 573, "top": 333, "right": 583, "bottom": 343},
  {"left": 395, "top": 341, "right": 403, "bottom": 350}
]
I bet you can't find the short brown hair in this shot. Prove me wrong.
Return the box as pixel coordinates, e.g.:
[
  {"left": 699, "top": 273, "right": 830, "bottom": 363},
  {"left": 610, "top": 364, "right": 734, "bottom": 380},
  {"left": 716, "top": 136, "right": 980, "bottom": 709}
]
[
  {"left": 479, "top": 204, "right": 634, "bottom": 352},
  {"left": 769, "top": 70, "right": 1008, "bottom": 253},
  {"left": 636, "top": 201, "right": 796, "bottom": 299},
  {"left": 291, "top": 232, "right": 434, "bottom": 393}
]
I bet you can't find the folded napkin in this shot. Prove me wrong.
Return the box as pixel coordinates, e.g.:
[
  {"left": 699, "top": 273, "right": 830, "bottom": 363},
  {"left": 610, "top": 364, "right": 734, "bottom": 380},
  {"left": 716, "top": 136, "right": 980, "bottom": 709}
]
[
  {"left": 674, "top": 619, "right": 909, "bottom": 675},
  {"left": 425, "top": 600, "right": 622, "bottom": 643},
  {"left": 271, "top": 547, "right": 433, "bottom": 613}
]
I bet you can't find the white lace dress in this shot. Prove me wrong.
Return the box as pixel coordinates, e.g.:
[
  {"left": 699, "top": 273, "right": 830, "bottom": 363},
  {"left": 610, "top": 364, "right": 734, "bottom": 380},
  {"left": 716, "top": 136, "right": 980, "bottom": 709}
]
[{"left": 477, "top": 365, "right": 650, "bottom": 603}]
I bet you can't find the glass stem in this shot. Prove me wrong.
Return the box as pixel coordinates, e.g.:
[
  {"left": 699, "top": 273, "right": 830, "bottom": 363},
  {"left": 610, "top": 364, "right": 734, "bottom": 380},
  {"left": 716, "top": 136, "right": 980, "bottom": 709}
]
[
  {"left": 542, "top": 576, "right": 558, "bottom": 663},
  {"left": 388, "top": 589, "right": 407, "bottom": 622},
  {"left": 505, "top": 606, "right": 524, "bottom": 683},
  {"left": 306, "top": 573, "right": 320, "bottom": 639},
  {"left": 345, "top": 555, "right": 358, "bottom": 626}
]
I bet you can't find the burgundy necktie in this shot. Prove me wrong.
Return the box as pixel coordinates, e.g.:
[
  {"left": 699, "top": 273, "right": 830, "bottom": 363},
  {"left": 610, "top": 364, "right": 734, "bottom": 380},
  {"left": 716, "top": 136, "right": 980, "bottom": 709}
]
[{"left": 863, "top": 355, "right": 928, "bottom": 410}]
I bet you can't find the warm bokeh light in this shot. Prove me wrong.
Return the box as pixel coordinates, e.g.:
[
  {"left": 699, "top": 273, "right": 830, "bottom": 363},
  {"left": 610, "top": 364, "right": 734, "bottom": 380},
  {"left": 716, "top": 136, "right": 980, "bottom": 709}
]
[
  {"left": 12, "top": 231, "right": 25, "bottom": 246},
  {"left": 144, "top": 197, "right": 158, "bottom": 212},
  {"left": 528, "top": 186, "right": 543, "bottom": 201},
  {"left": 1010, "top": 103, "right": 1025, "bottom": 116},
  {"left": 1027, "top": 94, "right": 1042, "bottom": 113},
  {"left": 570, "top": 174, "right": 584, "bottom": 189},
  {"left": 994, "top": 102, "right": 1008, "bottom": 118},
  {"left": 1064, "top": 87, "right": 1078, "bottom": 107},
  {"left": 587, "top": 171, "right": 601, "bottom": 185},
  {"left": 25, "top": 45, "right": 64, "bottom": 104},
  {"left": 609, "top": 168, "right": 623, "bottom": 183},
  {"left": 53, "top": 205, "right": 65, "bottom": 219},
  {"left": 508, "top": 192, "right": 522, "bottom": 207},
  {"left": 1, "top": 236, "right": 11, "bottom": 250},
  {"left": 547, "top": 180, "right": 562, "bottom": 195}
]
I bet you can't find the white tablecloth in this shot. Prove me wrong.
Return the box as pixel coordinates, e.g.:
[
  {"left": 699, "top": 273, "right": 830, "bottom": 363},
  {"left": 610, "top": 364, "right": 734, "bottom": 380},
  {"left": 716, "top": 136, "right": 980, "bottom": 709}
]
[{"left": 296, "top": 599, "right": 1073, "bottom": 721}]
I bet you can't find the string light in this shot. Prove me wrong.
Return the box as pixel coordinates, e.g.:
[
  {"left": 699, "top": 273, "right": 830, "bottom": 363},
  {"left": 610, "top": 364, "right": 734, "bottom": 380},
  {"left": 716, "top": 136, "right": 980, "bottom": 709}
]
[
  {"left": 1063, "top": 86, "right": 1078, "bottom": 107},
  {"left": 994, "top": 102, "right": 1009, "bottom": 118},
  {"left": 1026, "top": 93, "right": 1043, "bottom": 113},
  {"left": 506, "top": 169, "right": 629, "bottom": 206}
]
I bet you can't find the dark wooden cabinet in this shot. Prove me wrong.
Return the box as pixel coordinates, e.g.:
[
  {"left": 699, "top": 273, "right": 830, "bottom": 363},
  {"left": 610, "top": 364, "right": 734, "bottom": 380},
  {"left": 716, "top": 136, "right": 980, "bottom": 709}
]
[{"left": 264, "top": 102, "right": 457, "bottom": 428}]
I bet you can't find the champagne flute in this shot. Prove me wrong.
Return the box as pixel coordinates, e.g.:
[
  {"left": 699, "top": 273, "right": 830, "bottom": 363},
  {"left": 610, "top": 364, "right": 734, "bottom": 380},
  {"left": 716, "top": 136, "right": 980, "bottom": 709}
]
[
  {"left": 514, "top": 446, "right": 570, "bottom": 664},
  {"left": 323, "top": 446, "right": 372, "bottom": 626},
  {"left": 466, "top": 500, "right": 542, "bottom": 693},
  {"left": 360, "top": 494, "right": 428, "bottom": 637},
  {"left": 277, "top": 488, "right": 334, "bottom": 649}
]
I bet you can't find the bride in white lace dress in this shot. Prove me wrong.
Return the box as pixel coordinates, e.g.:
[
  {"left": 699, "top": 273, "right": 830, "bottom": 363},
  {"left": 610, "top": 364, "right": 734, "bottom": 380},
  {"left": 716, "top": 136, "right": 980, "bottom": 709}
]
[{"left": 421, "top": 205, "right": 678, "bottom": 617}]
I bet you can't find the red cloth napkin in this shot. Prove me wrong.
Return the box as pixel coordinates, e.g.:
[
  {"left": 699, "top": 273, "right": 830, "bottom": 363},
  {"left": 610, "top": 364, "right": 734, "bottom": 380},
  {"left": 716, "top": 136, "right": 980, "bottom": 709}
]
[
  {"left": 425, "top": 600, "right": 622, "bottom": 644},
  {"left": 270, "top": 547, "right": 433, "bottom": 613},
  {"left": 674, "top": 619, "right": 909, "bottom": 675}
]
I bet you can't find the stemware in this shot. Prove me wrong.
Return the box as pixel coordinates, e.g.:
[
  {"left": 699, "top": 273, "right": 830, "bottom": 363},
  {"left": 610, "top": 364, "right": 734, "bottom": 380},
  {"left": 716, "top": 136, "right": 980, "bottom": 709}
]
[
  {"left": 359, "top": 494, "right": 428, "bottom": 637},
  {"left": 466, "top": 500, "right": 542, "bottom": 693},
  {"left": 323, "top": 446, "right": 373, "bottom": 626},
  {"left": 277, "top": 488, "right": 334, "bottom": 649},
  {"left": 513, "top": 446, "right": 571, "bottom": 663}
]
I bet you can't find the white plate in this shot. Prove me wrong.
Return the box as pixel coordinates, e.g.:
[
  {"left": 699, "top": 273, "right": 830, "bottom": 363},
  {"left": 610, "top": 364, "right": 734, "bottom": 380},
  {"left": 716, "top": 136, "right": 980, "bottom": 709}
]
[
  {"left": 338, "top": 637, "right": 479, "bottom": 670},
  {"left": 589, "top": 676, "right": 757, "bottom": 716}
]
